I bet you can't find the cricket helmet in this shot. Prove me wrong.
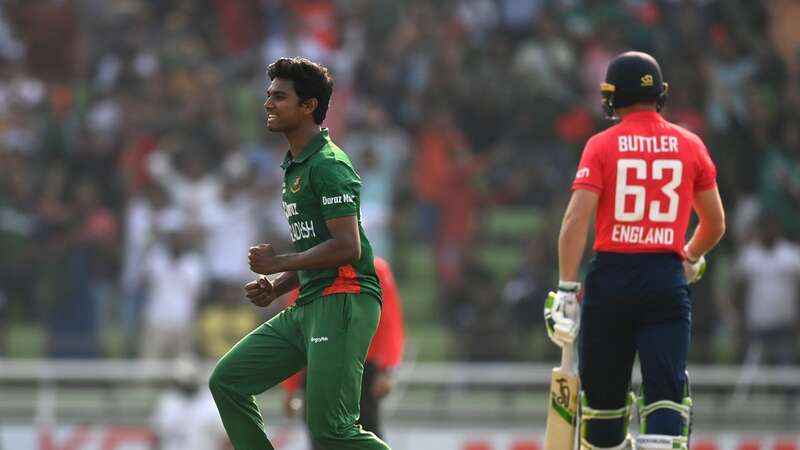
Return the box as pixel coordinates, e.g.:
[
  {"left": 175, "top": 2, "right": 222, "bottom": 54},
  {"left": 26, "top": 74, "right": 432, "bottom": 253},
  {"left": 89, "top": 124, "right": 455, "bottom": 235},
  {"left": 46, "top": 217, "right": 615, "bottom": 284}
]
[{"left": 600, "top": 51, "right": 668, "bottom": 119}]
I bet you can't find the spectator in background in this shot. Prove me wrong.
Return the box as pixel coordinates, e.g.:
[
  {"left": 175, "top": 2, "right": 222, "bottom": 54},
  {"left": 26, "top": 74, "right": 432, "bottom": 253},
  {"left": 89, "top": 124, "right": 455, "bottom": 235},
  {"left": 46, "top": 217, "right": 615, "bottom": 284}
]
[
  {"left": 281, "top": 257, "right": 405, "bottom": 445},
  {"left": 578, "top": 26, "right": 623, "bottom": 111},
  {"left": 501, "top": 238, "right": 553, "bottom": 359},
  {"left": 146, "top": 135, "right": 222, "bottom": 221},
  {"left": 728, "top": 214, "right": 800, "bottom": 365},
  {"left": 758, "top": 121, "right": 800, "bottom": 239},
  {"left": 48, "top": 178, "right": 118, "bottom": 358},
  {"left": 140, "top": 217, "right": 206, "bottom": 359},
  {"left": 0, "top": 166, "right": 39, "bottom": 322},
  {"left": 29, "top": 162, "right": 69, "bottom": 346},
  {"left": 664, "top": 86, "right": 706, "bottom": 137},
  {"left": 74, "top": 178, "right": 119, "bottom": 345},
  {"left": 499, "top": 0, "right": 544, "bottom": 37},
  {"left": 704, "top": 33, "right": 760, "bottom": 132},
  {"left": 413, "top": 106, "right": 466, "bottom": 244},
  {"left": 512, "top": 10, "right": 577, "bottom": 102},
  {"left": 447, "top": 252, "right": 511, "bottom": 361},
  {"left": 345, "top": 102, "right": 409, "bottom": 262},
  {"left": 201, "top": 157, "right": 260, "bottom": 286},
  {"left": 261, "top": 16, "right": 328, "bottom": 71},
  {"left": 7, "top": 0, "right": 78, "bottom": 82},
  {"left": 413, "top": 106, "right": 488, "bottom": 287},
  {"left": 766, "top": 0, "right": 800, "bottom": 89},
  {"left": 151, "top": 356, "right": 227, "bottom": 450},
  {"left": 456, "top": 0, "right": 499, "bottom": 44},
  {"left": 214, "top": 0, "right": 263, "bottom": 57},
  {"left": 0, "top": 4, "right": 22, "bottom": 61},
  {"left": 435, "top": 145, "right": 487, "bottom": 288},
  {"left": 120, "top": 184, "right": 170, "bottom": 351},
  {"left": 198, "top": 283, "right": 261, "bottom": 360}
]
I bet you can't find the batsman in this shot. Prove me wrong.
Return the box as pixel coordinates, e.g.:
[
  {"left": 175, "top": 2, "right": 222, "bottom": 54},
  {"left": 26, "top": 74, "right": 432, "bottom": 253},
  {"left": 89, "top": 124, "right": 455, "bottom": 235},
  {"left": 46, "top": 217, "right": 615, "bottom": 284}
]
[{"left": 544, "top": 51, "right": 726, "bottom": 450}]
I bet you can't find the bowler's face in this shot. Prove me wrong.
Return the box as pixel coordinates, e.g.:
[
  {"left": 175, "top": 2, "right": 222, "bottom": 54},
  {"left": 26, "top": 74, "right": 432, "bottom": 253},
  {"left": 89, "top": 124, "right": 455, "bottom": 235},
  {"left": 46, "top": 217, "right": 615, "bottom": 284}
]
[{"left": 264, "top": 78, "right": 302, "bottom": 132}]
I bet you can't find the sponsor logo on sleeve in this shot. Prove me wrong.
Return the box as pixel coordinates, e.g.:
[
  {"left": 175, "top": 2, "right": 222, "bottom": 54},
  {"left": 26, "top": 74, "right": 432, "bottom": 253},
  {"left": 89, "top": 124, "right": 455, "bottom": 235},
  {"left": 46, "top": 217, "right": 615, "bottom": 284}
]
[{"left": 322, "top": 193, "right": 355, "bottom": 206}]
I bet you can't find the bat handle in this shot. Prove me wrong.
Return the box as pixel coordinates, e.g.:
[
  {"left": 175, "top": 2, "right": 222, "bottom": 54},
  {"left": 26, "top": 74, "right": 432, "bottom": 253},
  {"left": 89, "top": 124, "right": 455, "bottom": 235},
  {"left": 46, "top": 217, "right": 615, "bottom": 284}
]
[{"left": 561, "top": 342, "right": 575, "bottom": 374}]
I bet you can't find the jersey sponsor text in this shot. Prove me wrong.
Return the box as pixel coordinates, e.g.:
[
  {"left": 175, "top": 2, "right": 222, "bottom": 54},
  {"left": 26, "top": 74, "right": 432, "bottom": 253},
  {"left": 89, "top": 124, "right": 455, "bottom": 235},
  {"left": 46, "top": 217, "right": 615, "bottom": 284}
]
[
  {"left": 283, "top": 202, "right": 299, "bottom": 219},
  {"left": 322, "top": 193, "right": 355, "bottom": 206},
  {"left": 290, "top": 220, "right": 316, "bottom": 242},
  {"left": 612, "top": 224, "right": 674, "bottom": 245}
]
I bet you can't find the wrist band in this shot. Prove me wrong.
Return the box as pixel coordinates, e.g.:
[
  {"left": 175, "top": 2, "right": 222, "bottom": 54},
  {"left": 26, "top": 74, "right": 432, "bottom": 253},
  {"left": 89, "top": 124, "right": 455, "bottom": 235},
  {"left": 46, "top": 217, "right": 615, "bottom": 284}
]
[
  {"left": 558, "top": 280, "right": 580, "bottom": 292},
  {"left": 683, "top": 245, "right": 700, "bottom": 264}
]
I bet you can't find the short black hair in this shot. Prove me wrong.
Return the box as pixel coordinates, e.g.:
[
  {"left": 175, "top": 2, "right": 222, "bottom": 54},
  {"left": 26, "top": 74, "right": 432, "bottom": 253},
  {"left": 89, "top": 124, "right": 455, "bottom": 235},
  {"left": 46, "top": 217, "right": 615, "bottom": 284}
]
[{"left": 267, "top": 57, "right": 333, "bottom": 125}]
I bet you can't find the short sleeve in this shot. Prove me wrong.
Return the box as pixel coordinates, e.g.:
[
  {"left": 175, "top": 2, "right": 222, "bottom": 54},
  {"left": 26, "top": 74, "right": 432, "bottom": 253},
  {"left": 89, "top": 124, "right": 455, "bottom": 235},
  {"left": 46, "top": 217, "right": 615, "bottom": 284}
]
[
  {"left": 572, "top": 136, "right": 604, "bottom": 193},
  {"left": 694, "top": 140, "right": 717, "bottom": 192},
  {"left": 310, "top": 159, "right": 361, "bottom": 220}
]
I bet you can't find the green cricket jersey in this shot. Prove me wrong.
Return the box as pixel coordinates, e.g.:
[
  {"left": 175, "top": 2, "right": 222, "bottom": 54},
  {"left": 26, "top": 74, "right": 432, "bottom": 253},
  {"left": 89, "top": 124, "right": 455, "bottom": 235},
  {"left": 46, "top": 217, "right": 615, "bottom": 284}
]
[{"left": 280, "top": 128, "right": 381, "bottom": 304}]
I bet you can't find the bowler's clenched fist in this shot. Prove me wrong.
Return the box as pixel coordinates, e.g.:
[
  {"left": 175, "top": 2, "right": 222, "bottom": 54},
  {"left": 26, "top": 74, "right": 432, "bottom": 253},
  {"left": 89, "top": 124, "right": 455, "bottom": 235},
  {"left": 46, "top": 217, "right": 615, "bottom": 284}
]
[
  {"left": 245, "top": 275, "right": 276, "bottom": 307},
  {"left": 249, "top": 243, "right": 279, "bottom": 275}
]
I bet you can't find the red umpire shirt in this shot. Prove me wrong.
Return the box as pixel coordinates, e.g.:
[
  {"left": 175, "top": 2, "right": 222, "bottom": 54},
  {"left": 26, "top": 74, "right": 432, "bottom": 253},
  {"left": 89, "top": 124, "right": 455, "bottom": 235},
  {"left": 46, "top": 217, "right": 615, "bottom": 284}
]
[
  {"left": 573, "top": 111, "right": 717, "bottom": 258},
  {"left": 282, "top": 257, "right": 405, "bottom": 394}
]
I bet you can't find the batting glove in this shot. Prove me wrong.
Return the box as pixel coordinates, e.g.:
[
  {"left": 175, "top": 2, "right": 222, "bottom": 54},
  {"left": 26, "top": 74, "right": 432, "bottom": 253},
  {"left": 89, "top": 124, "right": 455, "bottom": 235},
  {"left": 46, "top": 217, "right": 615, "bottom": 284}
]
[
  {"left": 544, "top": 281, "right": 581, "bottom": 347},
  {"left": 683, "top": 245, "right": 707, "bottom": 284}
]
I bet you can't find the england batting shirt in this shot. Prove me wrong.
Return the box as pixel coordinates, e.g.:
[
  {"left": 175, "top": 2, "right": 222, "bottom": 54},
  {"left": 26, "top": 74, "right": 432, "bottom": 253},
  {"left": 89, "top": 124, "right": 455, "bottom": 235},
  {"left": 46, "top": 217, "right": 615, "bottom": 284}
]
[
  {"left": 280, "top": 128, "right": 381, "bottom": 303},
  {"left": 572, "top": 111, "right": 717, "bottom": 257}
]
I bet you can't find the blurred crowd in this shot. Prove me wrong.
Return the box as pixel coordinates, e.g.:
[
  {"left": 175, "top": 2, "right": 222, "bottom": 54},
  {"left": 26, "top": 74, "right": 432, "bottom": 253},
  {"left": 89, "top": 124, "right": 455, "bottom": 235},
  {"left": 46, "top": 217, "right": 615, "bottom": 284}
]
[{"left": 0, "top": 0, "right": 799, "bottom": 365}]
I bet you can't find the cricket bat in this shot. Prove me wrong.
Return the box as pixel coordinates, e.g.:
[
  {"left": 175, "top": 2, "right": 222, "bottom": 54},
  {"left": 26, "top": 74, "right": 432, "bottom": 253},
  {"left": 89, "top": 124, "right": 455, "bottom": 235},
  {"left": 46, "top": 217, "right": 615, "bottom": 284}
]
[{"left": 544, "top": 341, "right": 579, "bottom": 450}]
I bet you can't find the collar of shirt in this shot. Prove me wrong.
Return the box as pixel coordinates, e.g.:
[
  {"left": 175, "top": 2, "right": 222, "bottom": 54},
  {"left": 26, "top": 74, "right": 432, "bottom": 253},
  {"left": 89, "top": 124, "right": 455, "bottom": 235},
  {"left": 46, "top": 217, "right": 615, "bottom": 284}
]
[
  {"left": 620, "top": 111, "right": 662, "bottom": 123},
  {"left": 280, "top": 128, "right": 330, "bottom": 170}
]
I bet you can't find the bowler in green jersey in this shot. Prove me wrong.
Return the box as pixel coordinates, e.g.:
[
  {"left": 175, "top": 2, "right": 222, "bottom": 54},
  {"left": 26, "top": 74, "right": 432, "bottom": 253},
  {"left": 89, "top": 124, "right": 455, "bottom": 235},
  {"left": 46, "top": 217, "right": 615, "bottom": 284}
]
[{"left": 209, "top": 57, "right": 390, "bottom": 450}]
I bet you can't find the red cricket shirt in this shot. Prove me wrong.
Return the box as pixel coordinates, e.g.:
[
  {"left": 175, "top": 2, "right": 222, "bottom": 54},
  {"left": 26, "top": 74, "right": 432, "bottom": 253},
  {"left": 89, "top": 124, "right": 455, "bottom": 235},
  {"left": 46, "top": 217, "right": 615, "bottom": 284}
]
[{"left": 572, "top": 111, "right": 717, "bottom": 257}]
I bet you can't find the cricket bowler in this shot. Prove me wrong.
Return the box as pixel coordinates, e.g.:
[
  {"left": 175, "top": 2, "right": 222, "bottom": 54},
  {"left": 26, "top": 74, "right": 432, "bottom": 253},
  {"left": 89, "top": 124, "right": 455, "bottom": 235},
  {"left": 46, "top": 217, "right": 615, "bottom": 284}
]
[{"left": 209, "top": 57, "right": 391, "bottom": 450}]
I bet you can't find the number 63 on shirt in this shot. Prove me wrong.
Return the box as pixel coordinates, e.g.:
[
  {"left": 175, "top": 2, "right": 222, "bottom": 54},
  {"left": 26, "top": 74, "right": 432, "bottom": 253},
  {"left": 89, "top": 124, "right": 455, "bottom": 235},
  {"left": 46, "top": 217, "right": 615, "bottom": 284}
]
[{"left": 573, "top": 128, "right": 717, "bottom": 255}]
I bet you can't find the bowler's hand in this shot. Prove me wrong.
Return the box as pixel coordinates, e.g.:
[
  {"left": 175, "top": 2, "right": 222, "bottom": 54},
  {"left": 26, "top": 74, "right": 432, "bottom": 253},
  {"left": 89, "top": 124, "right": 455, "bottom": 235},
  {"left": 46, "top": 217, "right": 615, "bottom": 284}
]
[
  {"left": 245, "top": 275, "right": 276, "bottom": 307},
  {"left": 249, "top": 243, "right": 279, "bottom": 275}
]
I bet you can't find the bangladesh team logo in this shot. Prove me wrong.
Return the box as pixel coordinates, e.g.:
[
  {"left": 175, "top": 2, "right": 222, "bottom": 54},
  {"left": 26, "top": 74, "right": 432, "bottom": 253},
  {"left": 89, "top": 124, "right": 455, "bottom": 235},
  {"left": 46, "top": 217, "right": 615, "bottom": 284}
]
[{"left": 291, "top": 176, "right": 302, "bottom": 193}]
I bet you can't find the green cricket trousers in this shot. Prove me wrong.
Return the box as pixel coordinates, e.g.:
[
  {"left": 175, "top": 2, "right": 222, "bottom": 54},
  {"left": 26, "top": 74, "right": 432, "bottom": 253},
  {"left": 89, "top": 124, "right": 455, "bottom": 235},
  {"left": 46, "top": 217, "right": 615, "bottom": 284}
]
[{"left": 209, "top": 292, "right": 391, "bottom": 450}]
